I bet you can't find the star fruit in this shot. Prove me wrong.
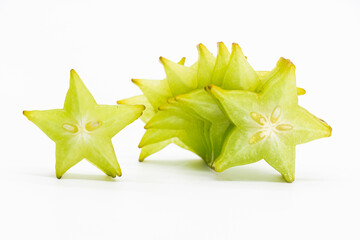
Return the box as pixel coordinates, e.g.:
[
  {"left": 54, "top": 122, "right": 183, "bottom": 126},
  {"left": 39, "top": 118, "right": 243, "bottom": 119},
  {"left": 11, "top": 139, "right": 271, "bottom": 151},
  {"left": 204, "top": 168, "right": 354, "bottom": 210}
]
[
  {"left": 119, "top": 43, "right": 305, "bottom": 163},
  {"left": 119, "top": 43, "right": 331, "bottom": 182},
  {"left": 206, "top": 58, "right": 331, "bottom": 182},
  {"left": 24, "top": 70, "right": 144, "bottom": 178}
]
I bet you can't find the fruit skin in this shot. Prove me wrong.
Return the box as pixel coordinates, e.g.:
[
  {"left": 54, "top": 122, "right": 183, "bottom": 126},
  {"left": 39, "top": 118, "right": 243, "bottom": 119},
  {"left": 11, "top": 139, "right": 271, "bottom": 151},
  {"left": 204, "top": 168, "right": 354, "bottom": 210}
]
[
  {"left": 24, "top": 69, "right": 144, "bottom": 178},
  {"left": 206, "top": 58, "right": 332, "bottom": 182},
  {"left": 120, "top": 43, "right": 307, "bottom": 168}
]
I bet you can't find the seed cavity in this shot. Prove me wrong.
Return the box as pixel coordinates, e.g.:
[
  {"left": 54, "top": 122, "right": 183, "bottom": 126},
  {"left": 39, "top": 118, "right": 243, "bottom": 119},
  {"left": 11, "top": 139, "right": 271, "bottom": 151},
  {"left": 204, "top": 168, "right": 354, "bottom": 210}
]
[
  {"left": 250, "top": 112, "right": 267, "bottom": 125},
  {"left": 271, "top": 106, "right": 281, "bottom": 123},
  {"left": 248, "top": 106, "right": 293, "bottom": 144},
  {"left": 62, "top": 123, "right": 78, "bottom": 133},
  {"left": 85, "top": 121, "right": 103, "bottom": 131},
  {"left": 249, "top": 131, "right": 267, "bottom": 145},
  {"left": 276, "top": 124, "right": 293, "bottom": 131}
]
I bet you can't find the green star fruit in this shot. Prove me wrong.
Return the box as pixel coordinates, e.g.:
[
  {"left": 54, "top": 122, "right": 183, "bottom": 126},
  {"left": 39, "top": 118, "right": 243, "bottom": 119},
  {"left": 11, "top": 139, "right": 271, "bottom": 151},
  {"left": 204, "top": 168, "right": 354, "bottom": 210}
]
[
  {"left": 24, "top": 70, "right": 145, "bottom": 178},
  {"left": 118, "top": 43, "right": 308, "bottom": 168},
  {"left": 206, "top": 58, "right": 331, "bottom": 182}
]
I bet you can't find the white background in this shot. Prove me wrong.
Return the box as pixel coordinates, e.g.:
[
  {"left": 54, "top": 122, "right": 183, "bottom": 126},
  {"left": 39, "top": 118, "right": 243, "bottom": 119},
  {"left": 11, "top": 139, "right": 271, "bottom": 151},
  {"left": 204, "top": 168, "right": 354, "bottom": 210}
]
[{"left": 1, "top": 0, "right": 359, "bottom": 239}]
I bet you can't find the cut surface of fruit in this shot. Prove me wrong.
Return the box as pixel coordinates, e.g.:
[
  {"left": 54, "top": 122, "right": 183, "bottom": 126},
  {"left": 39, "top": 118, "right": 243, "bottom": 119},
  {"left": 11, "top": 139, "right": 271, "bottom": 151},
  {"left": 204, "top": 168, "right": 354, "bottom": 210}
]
[
  {"left": 207, "top": 58, "right": 331, "bottom": 182},
  {"left": 118, "top": 43, "right": 308, "bottom": 166},
  {"left": 24, "top": 69, "right": 144, "bottom": 178}
]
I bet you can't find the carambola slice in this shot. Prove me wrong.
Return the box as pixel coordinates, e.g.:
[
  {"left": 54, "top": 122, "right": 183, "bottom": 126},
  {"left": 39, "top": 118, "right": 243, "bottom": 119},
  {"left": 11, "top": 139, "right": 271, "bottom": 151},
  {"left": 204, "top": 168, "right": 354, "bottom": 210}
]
[
  {"left": 207, "top": 58, "right": 331, "bottom": 182},
  {"left": 119, "top": 43, "right": 330, "bottom": 181},
  {"left": 123, "top": 43, "right": 306, "bottom": 165},
  {"left": 24, "top": 70, "right": 144, "bottom": 178}
]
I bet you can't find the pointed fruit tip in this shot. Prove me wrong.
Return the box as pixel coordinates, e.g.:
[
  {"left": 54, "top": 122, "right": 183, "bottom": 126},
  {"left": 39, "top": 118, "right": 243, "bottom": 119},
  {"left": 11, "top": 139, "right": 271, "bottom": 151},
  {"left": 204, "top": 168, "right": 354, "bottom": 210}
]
[
  {"left": 217, "top": 42, "right": 230, "bottom": 55},
  {"left": 283, "top": 173, "right": 295, "bottom": 183},
  {"left": 231, "top": 43, "right": 244, "bottom": 54},
  {"left": 131, "top": 78, "right": 142, "bottom": 87},
  {"left": 69, "top": 69, "right": 82, "bottom": 86},
  {"left": 217, "top": 42, "right": 225, "bottom": 49},
  {"left": 214, "top": 163, "right": 225, "bottom": 172},
  {"left": 178, "top": 57, "right": 186, "bottom": 65},
  {"left": 131, "top": 78, "right": 139, "bottom": 84},
  {"left": 23, "top": 110, "right": 33, "bottom": 119},
  {"left": 328, "top": 126, "right": 332, "bottom": 137},
  {"left": 159, "top": 56, "right": 167, "bottom": 64},
  {"left": 159, "top": 56, "right": 172, "bottom": 66},
  {"left": 297, "top": 88, "right": 306, "bottom": 96},
  {"left": 134, "top": 105, "right": 145, "bottom": 119},
  {"left": 134, "top": 104, "right": 146, "bottom": 111},
  {"left": 70, "top": 69, "right": 78, "bottom": 77},
  {"left": 322, "top": 120, "right": 332, "bottom": 137},
  {"left": 278, "top": 57, "right": 295, "bottom": 69},
  {"left": 197, "top": 43, "right": 207, "bottom": 52},
  {"left": 232, "top": 42, "right": 240, "bottom": 48}
]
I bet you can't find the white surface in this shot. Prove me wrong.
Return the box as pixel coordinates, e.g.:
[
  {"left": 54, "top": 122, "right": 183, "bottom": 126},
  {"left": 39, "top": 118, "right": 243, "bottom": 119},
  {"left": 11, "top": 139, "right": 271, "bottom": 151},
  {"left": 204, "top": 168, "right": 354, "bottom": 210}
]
[{"left": 1, "top": 0, "right": 359, "bottom": 239}]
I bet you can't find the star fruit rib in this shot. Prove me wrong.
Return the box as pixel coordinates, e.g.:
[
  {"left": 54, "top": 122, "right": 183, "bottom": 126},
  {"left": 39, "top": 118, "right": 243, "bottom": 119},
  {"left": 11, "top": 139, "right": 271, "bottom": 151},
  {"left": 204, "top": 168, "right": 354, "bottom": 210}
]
[
  {"left": 118, "top": 43, "right": 306, "bottom": 167},
  {"left": 24, "top": 69, "right": 144, "bottom": 178},
  {"left": 206, "top": 58, "right": 331, "bottom": 182}
]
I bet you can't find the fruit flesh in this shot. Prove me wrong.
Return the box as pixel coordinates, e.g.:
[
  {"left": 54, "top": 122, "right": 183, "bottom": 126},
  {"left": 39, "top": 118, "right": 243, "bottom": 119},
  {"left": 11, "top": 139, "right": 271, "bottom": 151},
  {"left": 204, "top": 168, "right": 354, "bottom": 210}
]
[
  {"left": 206, "top": 58, "right": 331, "bottom": 182},
  {"left": 143, "top": 89, "right": 233, "bottom": 166},
  {"left": 24, "top": 69, "right": 144, "bottom": 178},
  {"left": 119, "top": 43, "right": 308, "bottom": 167}
]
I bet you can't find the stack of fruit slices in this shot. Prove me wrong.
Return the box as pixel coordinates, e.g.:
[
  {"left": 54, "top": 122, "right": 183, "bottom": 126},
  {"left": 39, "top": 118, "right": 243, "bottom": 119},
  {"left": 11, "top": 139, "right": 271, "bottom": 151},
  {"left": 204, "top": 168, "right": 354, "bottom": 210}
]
[{"left": 119, "top": 43, "right": 331, "bottom": 182}]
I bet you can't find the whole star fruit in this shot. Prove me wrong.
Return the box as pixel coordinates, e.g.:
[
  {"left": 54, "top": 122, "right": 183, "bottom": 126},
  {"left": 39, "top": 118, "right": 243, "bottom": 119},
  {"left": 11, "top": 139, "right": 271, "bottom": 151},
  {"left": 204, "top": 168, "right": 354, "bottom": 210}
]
[
  {"left": 24, "top": 69, "right": 145, "bottom": 178},
  {"left": 118, "top": 43, "right": 307, "bottom": 167},
  {"left": 206, "top": 58, "right": 331, "bottom": 182}
]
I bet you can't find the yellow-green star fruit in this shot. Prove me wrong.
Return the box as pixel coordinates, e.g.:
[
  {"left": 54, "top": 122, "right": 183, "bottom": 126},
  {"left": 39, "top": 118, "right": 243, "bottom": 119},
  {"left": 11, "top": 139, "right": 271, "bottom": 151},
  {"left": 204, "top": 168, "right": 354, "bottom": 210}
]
[
  {"left": 24, "top": 70, "right": 145, "bottom": 178},
  {"left": 206, "top": 58, "right": 331, "bottom": 182},
  {"left": 118, "top": 43, "right": 306, "bottom": 167}
]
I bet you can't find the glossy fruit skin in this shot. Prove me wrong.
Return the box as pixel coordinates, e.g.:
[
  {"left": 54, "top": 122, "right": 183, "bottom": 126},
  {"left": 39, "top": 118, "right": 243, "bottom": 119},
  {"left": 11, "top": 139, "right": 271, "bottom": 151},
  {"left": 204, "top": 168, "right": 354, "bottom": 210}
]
[
  {"left": 24, "top": 69, "right": 144, "bottom": 178},
  {"left": 119, "top": 43, "right": 331, "bottom": 182}
]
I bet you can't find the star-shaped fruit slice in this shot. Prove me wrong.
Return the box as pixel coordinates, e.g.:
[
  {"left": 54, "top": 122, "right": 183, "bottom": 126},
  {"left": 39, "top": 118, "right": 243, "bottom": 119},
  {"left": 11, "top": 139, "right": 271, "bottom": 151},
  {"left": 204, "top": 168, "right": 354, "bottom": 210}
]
[
  {"left": 123, "top": 43, "right": 306, "bottom": 165},
  {"left": 24, "top": 70, "right": 144, "bottom": 178},
  {"left": 207, "top": 58, "right": 331, "bottom": 182}
]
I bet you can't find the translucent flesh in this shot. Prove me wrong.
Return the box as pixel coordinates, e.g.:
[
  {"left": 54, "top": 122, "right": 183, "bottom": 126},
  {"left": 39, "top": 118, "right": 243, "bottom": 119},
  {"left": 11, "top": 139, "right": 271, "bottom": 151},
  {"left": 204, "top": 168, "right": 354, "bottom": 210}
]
[
  {"left": 222, "top": 44, "right": 260, "bottom": 91},
  {"left": 143, "top": 89, "right": 233, "bottom": 167},
  {"left": 125, "top": 43, "right": 268, "bottom": 162},
  {"left": 208, "top": 58, "right": 331, "bottom": 182},
  {"left": 197, "top": 44, "right": 216, "bottom": 88},
  {"left": 117, "top": 95, "right": 154, "bottom": 123},
  {"left": 119, "top": 43, "right": 329, "bottom": 182},
  {"left": 131, "top": 78, "right": 172, "bottom": 111},
  {"left": 126, "top": 57, "right": 187, "bottom": 113},
  {"left": 127, "top": 44, "right": 309, "bottom": 162},
  {"left": 117, "top": 59, "right": 191, "bottom": 160},
  {"left": 160, "top": 57, "right": 197, "bottom": 96},
  {"left": 24, "top": 69, "right": 144, "bottom": 178}
]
